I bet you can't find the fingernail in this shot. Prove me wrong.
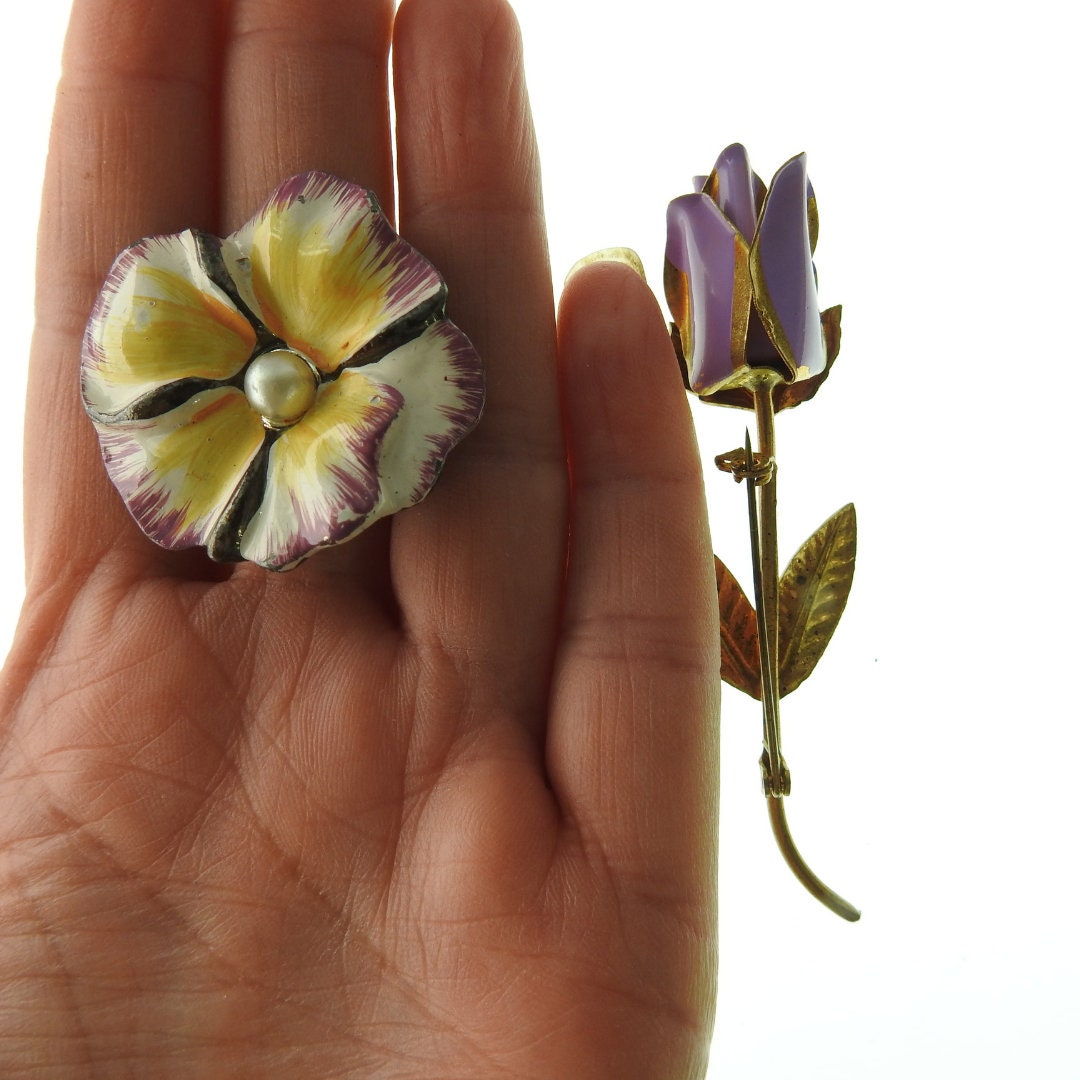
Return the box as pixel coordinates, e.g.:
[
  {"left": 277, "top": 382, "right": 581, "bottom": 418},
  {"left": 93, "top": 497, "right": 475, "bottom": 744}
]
[{"left": 564, "top": 247, "right": 647, "bottom": 288}]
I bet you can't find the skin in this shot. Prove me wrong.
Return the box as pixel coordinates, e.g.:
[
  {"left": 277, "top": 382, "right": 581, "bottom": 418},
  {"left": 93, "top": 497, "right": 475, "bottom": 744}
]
[{"left": 0, "top": 1, "right": 720, "bottom": 1076}]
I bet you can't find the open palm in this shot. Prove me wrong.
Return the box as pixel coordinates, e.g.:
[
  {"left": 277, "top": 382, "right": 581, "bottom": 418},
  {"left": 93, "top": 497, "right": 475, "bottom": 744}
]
[{"left": 0, "top": 1, "right": 719, "bottom": 1076}]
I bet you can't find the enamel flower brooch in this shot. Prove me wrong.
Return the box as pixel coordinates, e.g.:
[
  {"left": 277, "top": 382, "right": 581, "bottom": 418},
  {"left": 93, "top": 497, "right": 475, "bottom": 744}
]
[
  {"left": 82, "top": 172, "right": 484, "bottom": 571},
  {"left": 666, "top": 144, "right": 859, "bottom": 921}
]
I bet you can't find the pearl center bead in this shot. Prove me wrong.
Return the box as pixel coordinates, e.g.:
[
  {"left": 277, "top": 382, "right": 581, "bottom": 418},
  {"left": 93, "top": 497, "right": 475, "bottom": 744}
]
[{"left": 244, "top": 349, "right": 318, "bottom": 428}]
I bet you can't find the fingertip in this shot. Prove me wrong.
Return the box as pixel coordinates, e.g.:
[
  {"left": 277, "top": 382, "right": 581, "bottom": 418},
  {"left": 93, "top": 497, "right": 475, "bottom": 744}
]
[
  {"left": 558, "top": 256, "right": 656, "bottom": 332},
  {"left": 558, "top": 258, "right": 688, "bottom": 435},
  {"left": 564, "top": 247, "right": 648, "bottom": 288},
  {"left": 394, "top": 0, "right": 523, "bottom": 64}
]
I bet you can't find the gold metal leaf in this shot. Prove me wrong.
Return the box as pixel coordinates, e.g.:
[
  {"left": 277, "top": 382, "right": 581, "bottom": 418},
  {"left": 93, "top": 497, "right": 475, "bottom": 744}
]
[
  {"left": 714, "top": 554, "right": 762, "bottom": 699},
  {"left": 777, "top": 503, "right": 857, "bottom": 696}
]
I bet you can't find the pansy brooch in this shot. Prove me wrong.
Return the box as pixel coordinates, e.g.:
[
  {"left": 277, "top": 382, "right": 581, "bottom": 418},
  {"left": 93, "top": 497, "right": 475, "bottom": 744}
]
[{"left": 81, "top": 172, "right": 484, "bottom": 571}]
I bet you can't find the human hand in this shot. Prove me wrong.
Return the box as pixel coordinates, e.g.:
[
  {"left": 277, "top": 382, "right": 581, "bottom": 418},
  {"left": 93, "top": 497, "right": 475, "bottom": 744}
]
[{"left": 0, "top": 1, "right": 719, "bottom": 1076}]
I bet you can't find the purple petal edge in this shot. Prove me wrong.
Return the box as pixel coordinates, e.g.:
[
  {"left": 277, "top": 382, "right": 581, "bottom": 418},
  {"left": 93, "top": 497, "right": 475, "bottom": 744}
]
[
  {"left": 750, "top": 153, "right": 824, "bottom": 378},
  {"left": 710, "top": 143, "right": 758, "bottom": 243},
  {"left": 666, "top": 193, "right": 744, "bottom": 394},
  {"left": 407, "top": 320, "right": 485, "bottom": 500}
]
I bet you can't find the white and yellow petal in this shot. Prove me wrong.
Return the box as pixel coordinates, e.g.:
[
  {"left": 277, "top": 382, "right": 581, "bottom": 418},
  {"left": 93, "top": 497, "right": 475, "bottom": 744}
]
[
  {"left": 238, "top": 374, "right": 403, "bottom": 570},
  {"left": 83, "top": 231, "right": 256, "bottom": 417},
  {"left": 362, "top": 320, "right": 485, "bottom": 504},
  {"left": 94, "top": 388, "right": 266, "bottom": 552},
  {"left": 239, "top": 321, "right": 483, "bottom": 571},
  {"left": 220, "top": 172, "right": 444, "bottom": 375}
]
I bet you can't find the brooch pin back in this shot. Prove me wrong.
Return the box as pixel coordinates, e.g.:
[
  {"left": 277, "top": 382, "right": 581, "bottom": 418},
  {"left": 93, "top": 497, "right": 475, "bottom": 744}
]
[{"left": 81, "top": 172, "right": 484, "bottom": 571}]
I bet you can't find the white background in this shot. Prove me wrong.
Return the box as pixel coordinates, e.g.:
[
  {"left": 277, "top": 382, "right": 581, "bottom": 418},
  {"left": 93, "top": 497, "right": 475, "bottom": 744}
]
[{"left": 3, "top": 2, "right": 1077, "bottom": 1076}]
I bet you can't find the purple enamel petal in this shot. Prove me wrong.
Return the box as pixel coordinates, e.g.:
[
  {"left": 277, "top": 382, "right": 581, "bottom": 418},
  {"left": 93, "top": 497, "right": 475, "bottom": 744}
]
[
  {"left": 706, "top": 143, "right": 758, "bottom": 242},
  {"left": 665, "top": 193, "right": 749, "bottom": 395},
  {"left": 750, "top": 153, "right": 825, "bottom": 378}
]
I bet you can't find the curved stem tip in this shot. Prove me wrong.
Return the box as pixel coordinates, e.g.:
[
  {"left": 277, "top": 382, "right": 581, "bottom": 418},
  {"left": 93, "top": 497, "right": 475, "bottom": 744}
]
[{"left": 767, "top": 796, "right": 861, "bottom": 922}]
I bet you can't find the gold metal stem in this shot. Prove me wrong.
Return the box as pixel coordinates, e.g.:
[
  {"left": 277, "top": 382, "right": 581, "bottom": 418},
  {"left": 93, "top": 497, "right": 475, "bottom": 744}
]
[
  {"left": 749, "top": 372, "right": 786, "bottom": 797},
  {"left": 768, "top": 797, "right": 861, "bottom": 922},
  {"left": 746, "top": 370, "right": 860, "bottom": 922}
]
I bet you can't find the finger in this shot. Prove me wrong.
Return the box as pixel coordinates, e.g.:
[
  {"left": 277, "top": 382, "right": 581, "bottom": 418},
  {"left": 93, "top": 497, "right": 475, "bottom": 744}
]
[
  {"left": 550, "top": 262, "right": 720, "bottom": 892},
  {"left": 26, "top": 0, "right": 224, "bottom": 588},
  {"left": 221, "top": 0, "right": 398, "bottom": 601},
  {"left": 391, "top": 0, "right": 566, "bottom": 736},
  {"left": 221, "top": 0, "right": 395, "bottom": 224}
]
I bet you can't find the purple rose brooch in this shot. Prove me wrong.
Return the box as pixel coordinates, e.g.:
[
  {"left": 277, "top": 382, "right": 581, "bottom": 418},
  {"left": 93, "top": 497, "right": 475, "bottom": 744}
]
[
  {"left": 667, "top": 144, "right": 859, "bottom": 921},
  {"left": 81, "top": 172, "right": 484, "bottom": 571}
]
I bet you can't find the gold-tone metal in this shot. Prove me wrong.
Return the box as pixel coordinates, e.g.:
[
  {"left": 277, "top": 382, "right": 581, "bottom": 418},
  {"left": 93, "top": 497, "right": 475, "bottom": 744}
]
[
  {"left": 743, "top": 428, "right": 789, "bottom": 799},
  {"left": 777, "top": 503, "right": 857, "bottom": 696},
  {"left": 663, "top": 262, "right": 693, "bottom": 367},
  {"left": 673, "top": 149, "right": 856, "bottom": 922},
  {"left": 712, "top": 505, "right": 858, "bottom": 700},
  {"left": 713, "top": 554, "right": 762, "bottom": 700},
  {"left": 767, "top": 797, "right": 861, "bottom": 922},
  {"left": 679, "top": 303, "right": 843, "bottom": 412},
  {"left": 748, "top": 371, "right": 784, "bottom": 797},
  {"left": 740, "top": 384, "right": 861, "bottom": 922},
  {"left": 715, "top": 446, "right": 774, "bottom": 484},
  {"left": 806, "top": 193, "right": 819, "bottom": 255}
]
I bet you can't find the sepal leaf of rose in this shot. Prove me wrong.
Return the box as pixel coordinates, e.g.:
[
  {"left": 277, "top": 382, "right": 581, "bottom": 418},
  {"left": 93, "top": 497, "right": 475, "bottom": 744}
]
[
  {"left": 713, "top": 503, "right": 857, "bottom": 699},
  {"left": 686, "top": 303, "right": 842, "bottom": 412}
]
